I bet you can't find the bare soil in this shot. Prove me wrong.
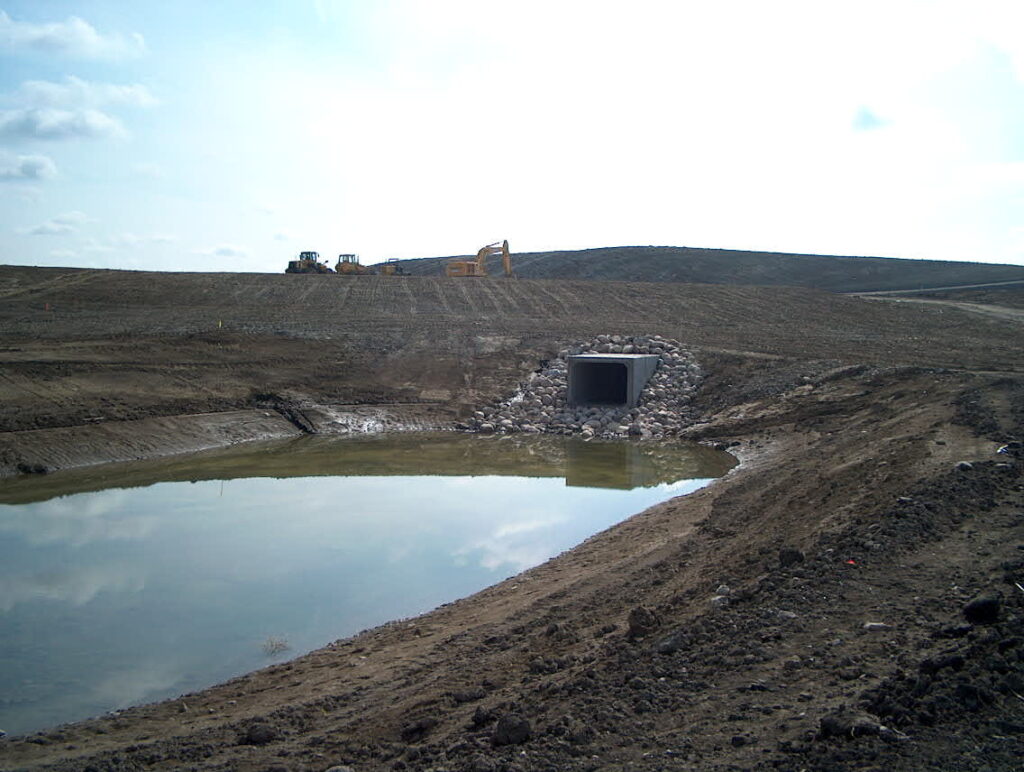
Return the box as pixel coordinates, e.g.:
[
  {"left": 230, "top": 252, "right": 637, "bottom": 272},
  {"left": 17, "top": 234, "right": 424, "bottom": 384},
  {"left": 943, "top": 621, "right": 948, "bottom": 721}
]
[
  {"left": 398, "top": 245, "right": 1024, "bottom": 292},
  {"left": 1, "top": 265, "right": 1023, "bottom": 771}
]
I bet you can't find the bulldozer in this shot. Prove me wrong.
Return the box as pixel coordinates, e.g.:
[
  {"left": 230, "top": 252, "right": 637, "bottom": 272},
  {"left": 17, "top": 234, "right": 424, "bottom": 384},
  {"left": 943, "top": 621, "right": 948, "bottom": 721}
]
[
  {"left": 445, "top": 240, "right": 512, "bottom": 278},
  {"left": 378, "top": 258, "right": 406, "bottom": 276},
  {"left": 335, "top": 254, "right": 373, "bottom": 275},
  {"left": 285, "top": 251, "right": 334, "bottom": 273}
]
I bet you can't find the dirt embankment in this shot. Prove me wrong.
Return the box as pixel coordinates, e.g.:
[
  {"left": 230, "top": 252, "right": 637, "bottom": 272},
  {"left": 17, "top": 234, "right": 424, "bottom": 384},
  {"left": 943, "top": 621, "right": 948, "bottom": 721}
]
[
  {"left": 0, "top": 266, "right": 1023, "bottom": 770},
  {"left": 397, "top": 245, "right": 1024, "bottom": 293}
]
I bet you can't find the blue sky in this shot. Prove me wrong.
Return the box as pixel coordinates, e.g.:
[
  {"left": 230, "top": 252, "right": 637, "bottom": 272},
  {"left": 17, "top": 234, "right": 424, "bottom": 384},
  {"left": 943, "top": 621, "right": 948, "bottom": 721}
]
[{"left": 1, "top": 1, "right": 1023, "bottom": 271}]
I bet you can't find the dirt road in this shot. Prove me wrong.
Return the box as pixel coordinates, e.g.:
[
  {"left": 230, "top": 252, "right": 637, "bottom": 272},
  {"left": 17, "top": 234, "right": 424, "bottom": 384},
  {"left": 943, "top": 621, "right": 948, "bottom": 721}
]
[
  {"left": 0, "top": 266, "right": 1022, "bottom": 771},
  {"left": 860, "top": 293, "right": 1024, "bottom": 327}
]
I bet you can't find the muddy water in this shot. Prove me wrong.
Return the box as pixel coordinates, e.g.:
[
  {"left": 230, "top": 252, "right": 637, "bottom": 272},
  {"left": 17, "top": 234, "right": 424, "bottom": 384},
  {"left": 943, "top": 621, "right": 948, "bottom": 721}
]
[{"left": 0, "top": 434, "right": 734, "bottom": 736}]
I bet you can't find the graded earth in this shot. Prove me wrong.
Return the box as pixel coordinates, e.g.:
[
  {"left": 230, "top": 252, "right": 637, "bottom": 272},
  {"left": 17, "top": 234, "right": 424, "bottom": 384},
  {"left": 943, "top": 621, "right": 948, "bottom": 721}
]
[{"left": 0, "top": 256, "right": 1022, "bottom": 771}]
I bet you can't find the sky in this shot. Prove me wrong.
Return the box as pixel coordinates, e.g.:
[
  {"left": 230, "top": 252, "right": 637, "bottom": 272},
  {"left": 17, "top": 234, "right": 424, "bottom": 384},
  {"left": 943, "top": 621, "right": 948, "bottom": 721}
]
[{"left": 1, "top": 0, "right": 1023, "bottom": 272}]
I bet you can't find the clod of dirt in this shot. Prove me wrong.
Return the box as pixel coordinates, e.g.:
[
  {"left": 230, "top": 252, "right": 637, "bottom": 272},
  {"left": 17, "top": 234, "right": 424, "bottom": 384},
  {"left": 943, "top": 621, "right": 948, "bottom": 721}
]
[
  {"left": 238, "top": 722, "right": 279, "bottom": 745},
  {"left": 471, "top": 705, "right": 496, "bottom": 728},
  {"left": 626, "top": 605, "right": 661, "bottom": 639},
  {"left": 399, "top": 717, "right": 438, "bottom": 743},
  {"left": 779, "top": 547, "right": 805, "bottom": 567},
  {"left": 466, "top": 755, "right": 497, "bottom": 772},
  {"left": 491, "top": 714, "right": 532, "bottom": 746},
  {"left": 963, "top": 594, "right": 1001, "bottom": 625},
  {"left": 817, "top": 709, "right": 884, "bottom": 739}
]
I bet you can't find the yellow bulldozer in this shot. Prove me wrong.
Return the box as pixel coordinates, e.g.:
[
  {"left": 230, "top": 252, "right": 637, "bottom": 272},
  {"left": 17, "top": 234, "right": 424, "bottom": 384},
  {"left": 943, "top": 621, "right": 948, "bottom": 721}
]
[
  {"left": 285, "top": 251, "right": 334, "bottom": 274},
  {"left": 335, "top": 254, "right": 373, "bottom": 275},
  {"left": 445, "top": 240, "right": 512, "bottom": 278}
]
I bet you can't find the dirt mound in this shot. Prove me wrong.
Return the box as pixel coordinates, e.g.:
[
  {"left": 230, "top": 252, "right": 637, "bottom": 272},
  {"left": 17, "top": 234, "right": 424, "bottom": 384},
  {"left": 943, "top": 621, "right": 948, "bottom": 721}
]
[{"left": 397, "top": 245, "right": 1024, "bottom": 292}]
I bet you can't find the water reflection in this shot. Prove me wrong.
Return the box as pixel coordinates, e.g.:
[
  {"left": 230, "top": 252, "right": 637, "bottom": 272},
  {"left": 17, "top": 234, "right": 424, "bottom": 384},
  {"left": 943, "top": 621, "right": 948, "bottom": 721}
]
[{"left": 0, "top": 434, "right": 734, "bottom": 736}]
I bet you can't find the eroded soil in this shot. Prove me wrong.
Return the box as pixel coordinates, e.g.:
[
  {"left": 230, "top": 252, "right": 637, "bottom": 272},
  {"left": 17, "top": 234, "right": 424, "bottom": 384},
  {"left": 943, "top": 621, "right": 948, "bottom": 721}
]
[{"left": 0, "top": 266, "right": 1022, "bottom": 771}]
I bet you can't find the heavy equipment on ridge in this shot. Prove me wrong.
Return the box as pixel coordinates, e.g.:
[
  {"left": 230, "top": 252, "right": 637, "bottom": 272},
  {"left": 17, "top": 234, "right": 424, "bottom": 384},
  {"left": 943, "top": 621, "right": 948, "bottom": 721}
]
[
  {"left": 285, "top": 251, "right": 334, "bottom": 274},
  {"left": 335, "top": 254, "right": 371, "bottom": 275},
  {"left": 445, "top": 240, "right": 512, "bottom": 278}
]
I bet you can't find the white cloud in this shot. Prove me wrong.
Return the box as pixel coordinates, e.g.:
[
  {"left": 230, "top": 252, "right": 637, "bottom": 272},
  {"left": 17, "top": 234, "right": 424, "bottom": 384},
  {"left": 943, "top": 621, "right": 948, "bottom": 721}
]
[
  {"left": 196, "top": 244, "right": 249, "bottom": 259},
  {"left": 273, "top": 232, "right": 291, "bottom": 241},
  {"left": 26, "top": 210, "right": 91, "bottom": 236},
  {"left": 133, "top": 162, "right": 163, "bottom": 178},
  {"left": 0, "top": 10, "right": 145, "bottom": 59},
  {"left": 0, "top": 564, "right": 143, "bottom": 612},
  {"left": 109, "top": 232, "right": 177, "bottom": 247},
  {"left": 50, "top": 248, "right": 76, "bottom": 259},
  {"left": 17, "top": 76, "right": 157, "bottom": 108},
  {"left": 0, "top": 107, "right": 126, "bottom": 141},
  {"left": 0, "top": 152, "right": 56, "bottom": 180},
  {"left": 214, "top": 245, "right": 247, "bottom": 258}
]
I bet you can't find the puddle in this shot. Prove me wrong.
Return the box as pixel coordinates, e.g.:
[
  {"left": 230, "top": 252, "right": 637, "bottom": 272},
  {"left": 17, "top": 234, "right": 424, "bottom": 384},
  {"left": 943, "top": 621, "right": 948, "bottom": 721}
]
[{"left": 0, "top": 433, "right": 735, "bottom": 735}]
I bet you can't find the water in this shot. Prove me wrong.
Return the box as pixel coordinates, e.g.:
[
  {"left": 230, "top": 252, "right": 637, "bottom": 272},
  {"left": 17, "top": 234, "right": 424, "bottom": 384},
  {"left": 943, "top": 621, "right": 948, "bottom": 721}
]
[{"left": 0, "top": 433, "right": 734, "bottom": 736}]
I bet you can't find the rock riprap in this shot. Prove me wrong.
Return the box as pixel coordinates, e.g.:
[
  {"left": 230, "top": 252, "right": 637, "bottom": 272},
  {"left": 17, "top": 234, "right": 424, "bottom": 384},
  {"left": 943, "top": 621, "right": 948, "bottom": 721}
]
[{"left": 461, "top": 335, "right": 703, "bottom": 438}]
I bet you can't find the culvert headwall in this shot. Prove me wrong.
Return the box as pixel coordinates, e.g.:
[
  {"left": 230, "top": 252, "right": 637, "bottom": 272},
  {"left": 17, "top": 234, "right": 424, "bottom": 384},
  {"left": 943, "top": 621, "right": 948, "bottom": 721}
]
[
  {"left": 462, "top": 335, "right": 703, "bottom": 439},
  {"left": 568, "top": 354, "right": 660, "bottom": 408}
]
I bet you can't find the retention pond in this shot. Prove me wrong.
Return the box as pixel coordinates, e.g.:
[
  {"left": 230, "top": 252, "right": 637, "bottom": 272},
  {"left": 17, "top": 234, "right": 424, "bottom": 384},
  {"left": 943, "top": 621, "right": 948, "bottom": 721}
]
[{"left": 0, "top": 433, "right": 735, "bottom": 736}]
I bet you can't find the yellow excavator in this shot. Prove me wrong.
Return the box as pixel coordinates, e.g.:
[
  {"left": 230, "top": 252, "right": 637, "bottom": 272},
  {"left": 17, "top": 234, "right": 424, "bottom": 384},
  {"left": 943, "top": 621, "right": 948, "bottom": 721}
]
[{"left": 445, "top": 240, "right": 512, "bottom": 278}]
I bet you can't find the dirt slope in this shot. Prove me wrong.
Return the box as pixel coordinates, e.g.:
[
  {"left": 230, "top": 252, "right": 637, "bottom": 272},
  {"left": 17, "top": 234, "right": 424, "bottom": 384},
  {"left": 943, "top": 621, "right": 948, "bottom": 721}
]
[
  {"left": 397, "top": 245, "right": 1024, "bottom": 292},
  {"left": 0, "top": 265, "right": 1022, "bottom": 771}
]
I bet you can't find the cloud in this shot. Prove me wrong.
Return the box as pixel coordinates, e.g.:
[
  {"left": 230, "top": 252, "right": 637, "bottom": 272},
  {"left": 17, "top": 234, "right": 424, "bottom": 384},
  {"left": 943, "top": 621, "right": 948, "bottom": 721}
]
[
  {"left": 17, "top": 76, "right": 157, "bottom": 108},
  {"left": 207, "top": 244, "right": 249, "bottom": 258},
  {"left": 26, "top": 210, "right": 91, "bottom": 236},
  {"left": 0, "top": 10, "right": 145, "bottom": 59},
  {"left": 49, "top": 248, "right": 76, "bottom": 259},
  {"left": 0, "top": 152, "right": 56, "bottom": 180},
  {"left": 0, "top": 563, "right": 144, "bottom": 612},
  {"left": 0, "top": 107, "right": 126, "bottom": 141},
  {"left": 132, "top": 162, "right": 163, "bottom": 178},
  {"left": 109, "top": 232, "right": 177, "bottom": 247},
  {"left": 853, "top": 107, "right": 887, "bottom": 131},
  {"left": 273, "top": 232, "right": 291, "bottom": 241}
]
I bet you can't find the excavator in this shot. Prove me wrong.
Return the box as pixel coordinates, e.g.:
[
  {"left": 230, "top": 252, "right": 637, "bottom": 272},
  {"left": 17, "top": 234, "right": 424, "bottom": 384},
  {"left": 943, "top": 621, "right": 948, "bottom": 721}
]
[{"left": 445, "top": 240, "right": 512, "bottom": 278}]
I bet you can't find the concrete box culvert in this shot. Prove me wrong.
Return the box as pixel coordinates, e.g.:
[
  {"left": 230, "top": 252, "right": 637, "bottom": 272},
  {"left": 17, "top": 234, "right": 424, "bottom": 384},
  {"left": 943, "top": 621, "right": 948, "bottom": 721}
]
[{"left": 568, "top": 354, "right": 660, "bottom": 409}]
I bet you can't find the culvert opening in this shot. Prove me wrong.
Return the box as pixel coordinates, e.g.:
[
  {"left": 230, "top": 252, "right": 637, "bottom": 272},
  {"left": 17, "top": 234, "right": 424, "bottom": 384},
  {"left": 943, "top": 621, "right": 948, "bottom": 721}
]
[
  {"left": 568, "top": 354, "right": 660, "bottom": 408},
  {"left": 571, "top": 362, "right": 627, "bottom": 405}
]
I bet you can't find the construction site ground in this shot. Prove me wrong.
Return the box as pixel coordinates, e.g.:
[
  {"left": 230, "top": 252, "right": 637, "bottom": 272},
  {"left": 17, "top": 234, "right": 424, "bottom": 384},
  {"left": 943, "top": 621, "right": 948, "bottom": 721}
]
[{"left": 0, "top": 265, "right": 1023, "bottom": 771}]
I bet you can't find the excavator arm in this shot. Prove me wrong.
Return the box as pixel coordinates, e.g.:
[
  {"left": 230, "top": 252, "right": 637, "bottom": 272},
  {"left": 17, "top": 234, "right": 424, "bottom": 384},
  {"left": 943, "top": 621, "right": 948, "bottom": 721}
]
[{"left": 446, "top": 240, "right": 511, "bottom": 278}]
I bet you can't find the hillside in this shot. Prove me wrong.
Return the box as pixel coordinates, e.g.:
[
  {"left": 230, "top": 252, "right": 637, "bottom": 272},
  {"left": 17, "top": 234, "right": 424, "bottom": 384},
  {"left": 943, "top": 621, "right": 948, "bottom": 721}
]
[
  {"left": 397, "top": 245, "right": 1024, "bottom": 292},
  {"left": 0, "top": 263, "right": 1022, "bottom": 772}
]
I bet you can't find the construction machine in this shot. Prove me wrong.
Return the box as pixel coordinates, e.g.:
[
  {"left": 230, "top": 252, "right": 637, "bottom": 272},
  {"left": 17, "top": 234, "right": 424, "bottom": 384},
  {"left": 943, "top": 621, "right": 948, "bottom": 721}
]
[
  {"left": 285, "top": 251, "right": 334, "bottom": 273},
  {"left": 378, "top": 258, "right": 406, "bottom": 276},
  {"left": 445, "top": 240, "right": 512, "bottom": 278},
  {"left": 335, "top": 254, "right": 372, "bottom": 275}
]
